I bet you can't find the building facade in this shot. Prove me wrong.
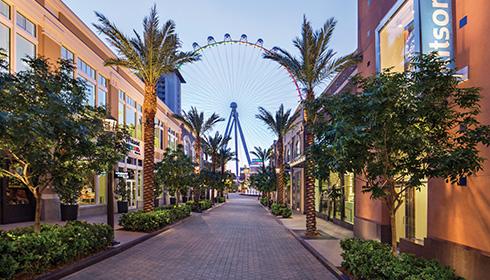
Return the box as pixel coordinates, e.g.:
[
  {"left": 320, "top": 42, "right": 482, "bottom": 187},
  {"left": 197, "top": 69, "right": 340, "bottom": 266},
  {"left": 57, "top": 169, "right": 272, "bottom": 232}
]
[
  {"left": 0, "top": 0, "right": 187, "bottom": 224},
  {"left": 357, "top": 1, "right": 490, "bottom": 278},
  {"left": 156, "top": 70, "right": 185, "bottom": 115}
]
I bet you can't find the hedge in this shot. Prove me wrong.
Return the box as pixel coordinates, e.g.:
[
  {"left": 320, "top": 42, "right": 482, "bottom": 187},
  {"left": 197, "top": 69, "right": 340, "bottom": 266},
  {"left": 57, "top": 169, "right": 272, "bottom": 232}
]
[
  {"left": 185, "top": 200, "right": 212, "bottom": 212},
  {"left": 118, "top": 204, "right": 191, "bottom": 232},
  {"left": 0, "top": 221, "right": 113, "bottom": 279},
  {"left": 340, "top": 238, "right": 463, "bottom": 280}
]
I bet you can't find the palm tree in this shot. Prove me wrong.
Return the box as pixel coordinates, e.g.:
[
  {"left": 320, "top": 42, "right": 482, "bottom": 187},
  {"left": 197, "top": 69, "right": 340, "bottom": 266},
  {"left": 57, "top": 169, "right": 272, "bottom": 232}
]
[
  {"left": 256, "top": 104, "right": 298, "bottom": 206},
  {"left": 217, "top": 147, "right": 235, "bottom": 197},
  {"left": 263, "top": 16, "right": 355, "bottom": 236},
  {"left": 93, "top": 6, "right": 200, "bottom": 212},
  {"left": 174, "top": 107, "right": 223, "bottom": 200},
  {"left": 251, "top": 146, "right": 272, "bottom": 172},
  {"left": 203, "top": 132, "right": 230, "bottom": 172}
]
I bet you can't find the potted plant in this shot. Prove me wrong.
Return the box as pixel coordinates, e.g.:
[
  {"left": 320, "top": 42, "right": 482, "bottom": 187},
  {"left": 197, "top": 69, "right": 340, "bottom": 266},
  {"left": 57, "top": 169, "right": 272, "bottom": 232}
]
[
  {"left": 54, "top": 175, "right": 84, "bottom": 221},
  {"left": 115, "top": 178, "right": 129, "bottom": 213}
]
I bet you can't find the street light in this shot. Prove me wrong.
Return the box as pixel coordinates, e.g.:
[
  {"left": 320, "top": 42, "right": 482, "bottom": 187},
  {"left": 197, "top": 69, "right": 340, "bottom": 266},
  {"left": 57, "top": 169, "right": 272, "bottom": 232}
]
[{"left": 103, "top": 116, "right": 117, "bottom": 232}]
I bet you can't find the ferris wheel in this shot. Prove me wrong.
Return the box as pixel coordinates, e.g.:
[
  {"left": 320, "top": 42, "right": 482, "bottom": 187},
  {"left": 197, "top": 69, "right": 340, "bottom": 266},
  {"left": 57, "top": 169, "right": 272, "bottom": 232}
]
[{"left": 180, "top": 34, "right": 302, "bottom": 175}]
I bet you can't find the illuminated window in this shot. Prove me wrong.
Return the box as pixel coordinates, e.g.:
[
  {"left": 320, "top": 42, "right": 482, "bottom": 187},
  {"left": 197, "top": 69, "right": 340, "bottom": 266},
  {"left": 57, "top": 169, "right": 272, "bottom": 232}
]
[
  {"left": 378, "top": 0, "right": 415, "bottom": 72},
  {"left": 97, "top": 89, "right": 106, "bottom": 108},
  {"left": 16, "top": 12, "right": 36, "bottom": 37},
  {"left": 15, "top": 34, "right": 35, "bottom": 72}
]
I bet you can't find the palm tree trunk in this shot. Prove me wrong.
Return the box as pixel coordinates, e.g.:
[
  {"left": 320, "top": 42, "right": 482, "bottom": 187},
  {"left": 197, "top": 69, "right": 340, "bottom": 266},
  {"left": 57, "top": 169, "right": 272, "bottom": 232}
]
[
  {"left": 277, "top": 137, "right": 285, "bottom": 204},
  {"left": 143, "top": 84, "right": 156, "bottom": 212},
  {"left": 304, "top": 91, "right": 319, "bottom": 236}
]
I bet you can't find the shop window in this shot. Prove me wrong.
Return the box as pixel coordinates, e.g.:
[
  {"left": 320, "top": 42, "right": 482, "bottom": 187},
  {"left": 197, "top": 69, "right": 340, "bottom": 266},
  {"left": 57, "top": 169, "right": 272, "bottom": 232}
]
[
  {"left": 0, "top": 23, "right": 9, "bottom": 68},
  {"left": 378, "top": 0, "right": 415, "bottom": 72},
  {"left": 98, "top": 174, "right": 106, "bottom": 204},
  {"left": 0, "top": 1, "right": 9, "bottom": 19},
  {"left": 79, "top": 175, "right": 96, "bottom": 205},
  {"left": 118, "top": 91, "right": 125, "bottom": 126},
  {"left": 16, "top": 12, "right": 36, "bottom": 37},
  {"left": 126, "top": 106, "right": 136, "bottom": 138},
  {"left": 15, "top": 34, "right": 35, "bottom": 72}
]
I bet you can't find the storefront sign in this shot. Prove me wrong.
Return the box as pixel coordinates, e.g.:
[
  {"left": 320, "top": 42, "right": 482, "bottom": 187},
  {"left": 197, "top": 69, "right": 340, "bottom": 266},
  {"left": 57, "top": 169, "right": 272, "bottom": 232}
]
[
  {"left": 127, "top": 139, "right": 141, "bottom": 155},
  {"left": 114, "top": 171, "right": 129, "bottom": 179},
  {"left": 419, "top": 0, "right": 454, "bottom": 67}
]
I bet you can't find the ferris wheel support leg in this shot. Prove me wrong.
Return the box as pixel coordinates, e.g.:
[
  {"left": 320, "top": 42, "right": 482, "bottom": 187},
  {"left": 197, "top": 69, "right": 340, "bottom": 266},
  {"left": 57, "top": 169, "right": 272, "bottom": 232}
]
[
  {"left": 236, "top": 117, "right": 251, "bottom": 166},
  {"left": 234, "top": 117, "right": 239, "bottom": 184}
]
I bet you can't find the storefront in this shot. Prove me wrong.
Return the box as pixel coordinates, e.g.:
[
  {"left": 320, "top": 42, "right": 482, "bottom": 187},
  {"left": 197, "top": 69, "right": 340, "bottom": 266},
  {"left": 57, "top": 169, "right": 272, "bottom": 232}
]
[
  {"left": 0, "top": 177, "right": 35, "bottom": 224},
  {"left": 316, "top": 172, "right": 355, "bottom": 229}
]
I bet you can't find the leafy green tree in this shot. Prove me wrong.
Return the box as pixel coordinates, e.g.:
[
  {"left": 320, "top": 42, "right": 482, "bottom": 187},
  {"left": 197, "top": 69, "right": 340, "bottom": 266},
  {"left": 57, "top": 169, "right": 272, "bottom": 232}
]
[
  {"left": 0, "top": 58, "right": 129, "bottom": 232},
  {"left": 264, "top": 16, "right": 355, "bottom": 236},
  {"left": 256, "top": 104, "right": 298, "bottom": 205},
  {"left": 203, "top": 132, "right": 230, "bottom": 172},
  {"left": 312, "top": 54, "right": 490, "bottom": 253},
  {"left": 174, "top": 107, "right": 223, "bottom": 179},
  {"left": 251, "top": 146, "right": 272, "bottom": 172},
  {"left": 249, "top": 167, "right": 276, "bottom": 199},
  {"left": 155, "top": 144, "right": 194, "bottom": 203},
  {"left": 94, "top": 5, "right": 200, "bottom": 212},
  {"left": 216, "top": 147, "right": 235, "bottom": 197}
]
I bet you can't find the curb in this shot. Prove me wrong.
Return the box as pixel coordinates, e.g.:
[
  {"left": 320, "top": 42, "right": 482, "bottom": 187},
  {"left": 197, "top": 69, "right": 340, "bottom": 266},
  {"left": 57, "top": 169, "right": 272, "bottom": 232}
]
[
  {"left": 36, "top": 213, "right": 195, "bottom": 280},
  {"left": 259, "top": 203, "right": 348, "bottom": 280}
]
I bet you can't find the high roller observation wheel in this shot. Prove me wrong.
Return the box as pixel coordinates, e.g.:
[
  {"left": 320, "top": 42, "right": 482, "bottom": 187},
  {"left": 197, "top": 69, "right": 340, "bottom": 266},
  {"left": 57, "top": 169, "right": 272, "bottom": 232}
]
[
  {"left": 189, "top": 34, "right": 303, "bottom": 101},
  {"left": 179, "top": 33, "right": 302, "bottom": 171}
]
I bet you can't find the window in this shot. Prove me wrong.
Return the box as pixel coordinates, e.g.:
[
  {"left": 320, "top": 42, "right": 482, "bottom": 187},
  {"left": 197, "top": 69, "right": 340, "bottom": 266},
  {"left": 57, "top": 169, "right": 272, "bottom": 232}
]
[
  {"left": 77, "top": 58, "right": 95, "bottom": 80},
  {"left": 16, "top": 12, "right": 36, "bottom": 37},
  {"left": 168, "top": 129, "right": 177, "bottom": 150},
  {"left": 378, "top": 0, "right": 415, "bottom": 72},
  {"left": 61, "top": 46, "right": 74, "bottom": 61},
  {"left": 79, "top": 76, "right": 96, "bottom": 106},
  {"left": 98, "top": 74, "right": 107, "bottom": 88},
  {"left": 0, "top": 1, "right": 9, "bottom": 19},
  {"left": 97, "top": 89, "right": 106, "bottom": 108},
  {"left": 15, "top": 34, "right": 35, "bottom": 72},
  {"left": 0, "top": 24, "right": 9, "bottom": 67},
  {"left": 118, "top": 91, "right": 125, "bottom": 125},
  {"left": 126, "top": 106, "right": 136, "bottom": 138}
]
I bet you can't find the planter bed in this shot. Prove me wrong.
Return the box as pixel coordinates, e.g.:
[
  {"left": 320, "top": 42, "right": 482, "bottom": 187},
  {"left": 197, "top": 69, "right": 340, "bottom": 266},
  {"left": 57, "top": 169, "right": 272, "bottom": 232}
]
[
  {"left": 0, "top": 221, "right": 113, "bottom": 280},
  {"left": 118, "top": 204, "right": 191, "bottom": 232}
]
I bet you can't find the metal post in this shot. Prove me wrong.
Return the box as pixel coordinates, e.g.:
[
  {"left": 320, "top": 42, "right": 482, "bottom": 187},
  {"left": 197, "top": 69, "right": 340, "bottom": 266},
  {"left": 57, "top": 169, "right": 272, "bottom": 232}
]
[{"left": 107, "top": 165, "right": 115, "bottom": 228}]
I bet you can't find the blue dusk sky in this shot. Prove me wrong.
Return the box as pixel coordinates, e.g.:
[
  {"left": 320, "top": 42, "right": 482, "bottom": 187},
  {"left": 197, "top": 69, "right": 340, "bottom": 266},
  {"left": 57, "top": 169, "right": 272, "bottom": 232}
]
[{"left": 63, "top": 0, "right": 358, "bottom": 171}]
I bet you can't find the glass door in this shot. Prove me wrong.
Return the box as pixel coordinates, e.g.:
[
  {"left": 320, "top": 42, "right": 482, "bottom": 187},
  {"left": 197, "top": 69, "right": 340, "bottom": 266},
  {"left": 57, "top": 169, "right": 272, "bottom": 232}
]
[{"left": 127, "top": 180, "right": 137, "bottom": 208}]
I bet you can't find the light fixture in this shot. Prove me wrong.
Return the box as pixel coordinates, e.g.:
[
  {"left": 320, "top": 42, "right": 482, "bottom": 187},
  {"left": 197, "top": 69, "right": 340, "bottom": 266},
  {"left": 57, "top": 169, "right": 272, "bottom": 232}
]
[
  {"left": 275, "top": 168, "right": 281, "bottom": 174},
  {"left": 103, "top": 115, "right": 118, "bottom": 132}
]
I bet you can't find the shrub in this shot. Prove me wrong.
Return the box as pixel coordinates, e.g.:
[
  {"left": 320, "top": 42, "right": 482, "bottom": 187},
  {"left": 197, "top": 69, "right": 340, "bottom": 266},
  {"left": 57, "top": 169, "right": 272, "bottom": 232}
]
[
  {"left": 271, "top": 203, "right": 283, "bottom": 216},
  {"left": 186, "top": 200, "right": 201, "bottom": 212},
  {"left": 0, "top": 221, "right": 113, "bottom": 279},
  {"left": 281, "top": 207, "right": 292, "bottom": 218},
  {"left": 199, "top": 200, "right": 212, "bottom": 210},
  {"left": 119, "top": 204, "right": 191, "bottom": 232},
  {"left": 260, "top": 197, "right": 269, "bottom": 206},
  {"left": 217, "top": 196, "right": 226, "bottom": 203},
  {"left": 340, "top": 238, "right": 463, "bottom": 280}
]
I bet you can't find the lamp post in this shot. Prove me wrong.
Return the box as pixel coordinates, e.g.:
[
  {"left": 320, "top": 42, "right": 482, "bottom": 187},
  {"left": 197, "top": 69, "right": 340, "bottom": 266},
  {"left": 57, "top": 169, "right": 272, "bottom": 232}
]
[{"left": 103, "top": 116, "right": 118, "bottom": 230}]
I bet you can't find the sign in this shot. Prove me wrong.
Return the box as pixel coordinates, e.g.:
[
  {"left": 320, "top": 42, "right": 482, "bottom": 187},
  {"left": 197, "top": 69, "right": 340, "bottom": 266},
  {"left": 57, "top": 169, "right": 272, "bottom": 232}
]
[
  {"left": 114, "top": 171, "right": 129, "bottom": 179},
  {"left": 127, "top": 139, "right": 141, "bottom": 155},
  {"left": 419, "top": 0, "right": 454, "bottom": 67}
]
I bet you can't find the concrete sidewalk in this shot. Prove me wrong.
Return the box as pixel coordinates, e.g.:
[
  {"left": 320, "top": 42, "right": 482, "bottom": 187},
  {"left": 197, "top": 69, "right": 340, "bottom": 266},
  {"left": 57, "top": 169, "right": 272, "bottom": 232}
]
[{"left": 279, "top": 214, "right": 353, "bottom": 267}]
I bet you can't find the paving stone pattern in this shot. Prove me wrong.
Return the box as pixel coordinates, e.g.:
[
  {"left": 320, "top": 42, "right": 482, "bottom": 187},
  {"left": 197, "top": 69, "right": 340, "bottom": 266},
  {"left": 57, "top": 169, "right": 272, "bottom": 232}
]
[{"left": 64, "top": 195, "right": 336, "bottom": 280}]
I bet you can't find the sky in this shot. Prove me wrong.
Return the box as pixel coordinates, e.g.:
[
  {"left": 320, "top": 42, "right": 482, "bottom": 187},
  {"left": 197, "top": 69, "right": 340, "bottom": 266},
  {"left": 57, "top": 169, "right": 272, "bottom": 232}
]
[{"left": 63, "top": 0, "right": 358, "bottom": 172}]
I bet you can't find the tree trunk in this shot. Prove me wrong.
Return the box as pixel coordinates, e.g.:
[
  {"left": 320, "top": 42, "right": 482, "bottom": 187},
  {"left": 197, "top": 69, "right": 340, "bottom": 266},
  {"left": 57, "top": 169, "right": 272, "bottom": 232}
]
[
  {"left": 390, "top": 209, "right": 397, "bottom": 255},
  {"left": 276, "top": 137, "right": 285, "bottom": 204},
  {"left": 304, "top": 91, "right": 319, "bottom": 237},
  {"left": 143, "top": 84, "right": 157, "bottom": 212},
  {"left": 34, "top": 188, "right": 42, "bottom": 233},
  {"left": 195, "top": 139, "right": 201, "bottom": 174}
]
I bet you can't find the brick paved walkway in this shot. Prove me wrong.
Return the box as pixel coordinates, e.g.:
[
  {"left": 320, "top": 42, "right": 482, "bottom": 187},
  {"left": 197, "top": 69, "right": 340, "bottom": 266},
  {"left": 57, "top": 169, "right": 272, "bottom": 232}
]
[{"left": 64, "top": 194, "right": 337, "bottom": 280}]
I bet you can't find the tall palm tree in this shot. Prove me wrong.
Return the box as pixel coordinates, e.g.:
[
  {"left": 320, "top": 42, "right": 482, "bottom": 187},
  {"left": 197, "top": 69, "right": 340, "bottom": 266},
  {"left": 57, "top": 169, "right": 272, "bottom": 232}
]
[
  {"left": 217, "top": 147, "right": 235, "bottom": 197},
  {"left": 263, "top": 16, "right": 355, "bottom": 236},
  {"left": 174, "top": 107, "right": 223, "bottom": 175},
  {"left": 251, "top": 146, "right": 272, "bottom": 172},
  {"left": 203, "top": 132, "right": 230, "bottom": 172},
  {"left": 256, "top": 104, "right": 299, "bottom": 205},
  {"left": 93, "top": 6, "right": 200, "bottom": 212}
]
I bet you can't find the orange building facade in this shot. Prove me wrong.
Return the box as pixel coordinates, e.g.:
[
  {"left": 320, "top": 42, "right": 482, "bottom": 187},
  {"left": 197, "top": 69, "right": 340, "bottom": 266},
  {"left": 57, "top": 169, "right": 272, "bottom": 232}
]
[
  {"left": 357, "top": 1, "right": 490, "bottom": 279},
  {"left": 0, "top": 0, "right": 187, "bottom": 223}
]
